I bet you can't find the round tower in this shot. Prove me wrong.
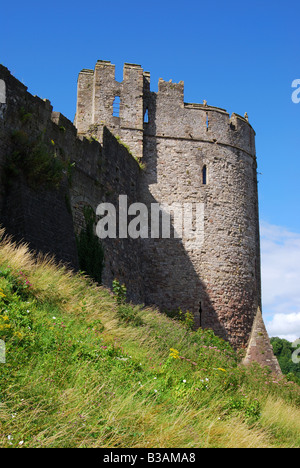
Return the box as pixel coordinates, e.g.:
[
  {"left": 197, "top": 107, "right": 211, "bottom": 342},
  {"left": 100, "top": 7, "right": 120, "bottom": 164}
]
[
  {"left": 75, "top": 60, "right": 275, "bottom": 358},
  {"left": 141, "top": 78, "right": 260, "bottom": 349}
]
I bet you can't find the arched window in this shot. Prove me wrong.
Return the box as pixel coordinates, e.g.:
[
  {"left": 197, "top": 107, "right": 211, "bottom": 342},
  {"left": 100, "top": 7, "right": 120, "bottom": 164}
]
[
  {"left": 113, "top": 96, "right": 120, "bottom": 117},
  {"left": 202, "top": 165, "right": 207, "bottom": 185}
]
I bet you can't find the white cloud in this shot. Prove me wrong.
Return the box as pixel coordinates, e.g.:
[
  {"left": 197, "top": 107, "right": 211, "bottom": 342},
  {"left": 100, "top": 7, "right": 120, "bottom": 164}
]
[
  {"left": 266, "top": 313, "right": 300, "bottom": 343},
  {"left": 260, "top": 221, "right": 300, "bottom": 342}
]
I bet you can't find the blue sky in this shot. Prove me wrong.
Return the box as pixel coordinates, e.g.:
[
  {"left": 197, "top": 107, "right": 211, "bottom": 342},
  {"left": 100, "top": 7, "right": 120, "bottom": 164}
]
[{"left": 1, "top": 0, "right": 300, "bottom": 339}]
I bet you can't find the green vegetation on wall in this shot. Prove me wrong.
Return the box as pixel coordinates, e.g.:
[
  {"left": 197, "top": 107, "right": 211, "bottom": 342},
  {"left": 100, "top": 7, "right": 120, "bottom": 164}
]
[
  {"left": 76, "top": 206, "right": 104, "bottom": 285},
  {"left": 5, "top": 129, "right": 75, "bottom": 191}
]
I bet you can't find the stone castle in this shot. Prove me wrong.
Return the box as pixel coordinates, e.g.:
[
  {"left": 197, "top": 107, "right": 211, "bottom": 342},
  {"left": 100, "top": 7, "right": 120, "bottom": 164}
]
[{"left": 0, "top": 60, "right": 281, "bottom": 374}]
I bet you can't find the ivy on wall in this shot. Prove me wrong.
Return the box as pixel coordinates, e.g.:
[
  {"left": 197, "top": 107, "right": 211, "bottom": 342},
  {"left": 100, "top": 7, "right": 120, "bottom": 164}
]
[
  {"left": 5, "top": 129, "right": 74, "bottom": 191},
  {"left": 76, "top": 206, "right": 104, "bottom": 284}
]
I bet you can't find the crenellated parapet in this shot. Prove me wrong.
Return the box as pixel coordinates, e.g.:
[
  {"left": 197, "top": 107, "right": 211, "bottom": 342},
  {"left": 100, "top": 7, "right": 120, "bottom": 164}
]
[
  {"left": 75, "top": 60, "right": 145, "bottom": 158},
  {"left": 144, "top": 78, "right": 256, "bottom": 158},
  {"left": 76, "top": 61, "right": 256, "bottom": 162}
]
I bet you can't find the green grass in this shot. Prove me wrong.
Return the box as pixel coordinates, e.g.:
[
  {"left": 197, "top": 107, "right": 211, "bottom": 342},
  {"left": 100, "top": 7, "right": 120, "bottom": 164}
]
[{"left": 0, "top": 229, "right": 299, "bottom": 448}]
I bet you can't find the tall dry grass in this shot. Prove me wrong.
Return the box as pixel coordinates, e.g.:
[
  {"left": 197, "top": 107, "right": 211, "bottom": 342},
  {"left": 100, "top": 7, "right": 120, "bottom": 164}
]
[{"left": 0, "top": 228, "right": 300, "bottom": 448}]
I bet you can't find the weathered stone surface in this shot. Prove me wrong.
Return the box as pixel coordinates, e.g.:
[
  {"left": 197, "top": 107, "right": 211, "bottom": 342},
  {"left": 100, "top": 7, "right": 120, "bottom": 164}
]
[
  {"left": 0, "top": 61, "right": 281, "bottom": 374},
  {"left": 75, "top": 60, "right": 263, "bottom": 350},
  {"left": 243, "top": 308, "right": 282, "bottom": 375}
]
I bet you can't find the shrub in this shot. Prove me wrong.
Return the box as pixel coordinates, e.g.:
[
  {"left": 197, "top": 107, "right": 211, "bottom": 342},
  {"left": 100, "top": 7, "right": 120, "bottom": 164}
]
[
  {"left": 163, "top": 307, "right": 195, "bottom": 330},
  {"left": 112, "top": 279, "right": 127, "bottom": 305}
]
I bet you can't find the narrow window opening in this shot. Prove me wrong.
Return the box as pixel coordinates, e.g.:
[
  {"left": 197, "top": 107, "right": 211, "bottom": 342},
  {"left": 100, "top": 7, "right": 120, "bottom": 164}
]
[
  {"left": 199, "top": 302, "right": 202, "bottom": 328},
  {"left": 202, "top": 165, "right": 207, "bottom": 185},
  {"left": 206, "top": 113, "right": 209, "bottom": 131},
  {"left": 113, "top": 96, "right": 120, "bottom": 117},
  {"left": 144, "top": 108, "right": 149, "bottom": 123}
]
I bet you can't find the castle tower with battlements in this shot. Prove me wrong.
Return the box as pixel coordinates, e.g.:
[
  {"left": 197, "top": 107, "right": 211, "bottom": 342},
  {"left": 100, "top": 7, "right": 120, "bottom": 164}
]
[
  {"left": 0, "top": 60, "right": 281, "bottom": 373},
  {"left": 75, "top": 60, "right": 281, "bottom": 373}
]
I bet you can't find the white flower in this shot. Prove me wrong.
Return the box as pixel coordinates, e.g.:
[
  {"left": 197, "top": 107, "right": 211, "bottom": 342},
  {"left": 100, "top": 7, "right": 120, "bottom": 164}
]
[
  {"left": 19, "top": 440, "right": 24, "bottom": 445},
  {"left": 26, "top": 310, "right": 30, "bottom": 313},
  {"left": 183, "top": 379, "right": 186, "bottom": 383},
  {"left": 52, "top": 317, "right": 56, "bottom": 320},
  {"left": 154, "top": 389, "right": 158, "bottom": 393}
]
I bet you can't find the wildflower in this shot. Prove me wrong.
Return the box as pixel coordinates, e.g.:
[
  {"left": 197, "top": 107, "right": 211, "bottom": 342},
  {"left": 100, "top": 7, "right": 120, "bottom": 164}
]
[
  {"left": 19, "top": 440, "right": 24, "bottom": 445},
  {"left": 217, "top": 368, "right": 227, "bottom": 372},
  {"left": 13, "top": 332, "right": 23, "bottom": 339},
  {"left": 182, "top": 379, "right": 186, "bottom": 383},
  {"left": 169, "top": 348, "right": 180, "bottom": 359},
  {"left": 154, "top": 389, "right": 158, "bottom": 393}
]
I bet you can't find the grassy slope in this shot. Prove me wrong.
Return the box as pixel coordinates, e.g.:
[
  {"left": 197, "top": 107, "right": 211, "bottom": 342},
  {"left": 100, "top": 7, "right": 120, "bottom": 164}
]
[{"left": 0, "top": 230, "right": 299, "bottom": 448}]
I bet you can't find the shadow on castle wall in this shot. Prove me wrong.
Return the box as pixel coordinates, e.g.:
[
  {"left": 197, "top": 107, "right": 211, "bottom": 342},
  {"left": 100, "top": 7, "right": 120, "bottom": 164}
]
[{"left": 0, "top": 63, "right": 229, "bottom": 347}]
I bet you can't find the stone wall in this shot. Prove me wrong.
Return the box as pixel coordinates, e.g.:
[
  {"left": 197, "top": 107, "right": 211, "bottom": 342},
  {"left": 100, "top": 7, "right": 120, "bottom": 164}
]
[
  {"left": 75, "top": 61, "right": 144, "bottom": 159},
  {"left": 69, "top": 125, "right": 144, "bottom": 303},
  {"left": 0, "top": 61, "right": 281, "bottom": 374},
  {"left": 0, "top": 65, "right": 79, "bottom": 269},
  {"left": 0, "top": 65, "right": 144, "bottom": 303},
  {"left": 76, "top": 60, "right": 262, "bottom": 350},
  {"left": 243, "top": 308, "right": 282, "bottom": 375},
  {"left": 142, "top": 80, "right": 261, "bottom": 349}
]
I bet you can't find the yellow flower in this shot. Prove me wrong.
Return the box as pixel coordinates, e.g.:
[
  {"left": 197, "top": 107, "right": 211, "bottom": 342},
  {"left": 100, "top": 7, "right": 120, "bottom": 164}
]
[
  {"left": 13, "top": 331, "right": 23, "bottom": 339},
  {"left": 169, "top": 348, "right": 180, "bottom": 359},
  {"left": 1, "top": 315, "right": 9, "bottom": 321},
  {"left": 217, "top": 368, "right": 227, "bottom": 372},
  {"left": 0, "top": 288, "right": 6, "bottom": 298}
]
